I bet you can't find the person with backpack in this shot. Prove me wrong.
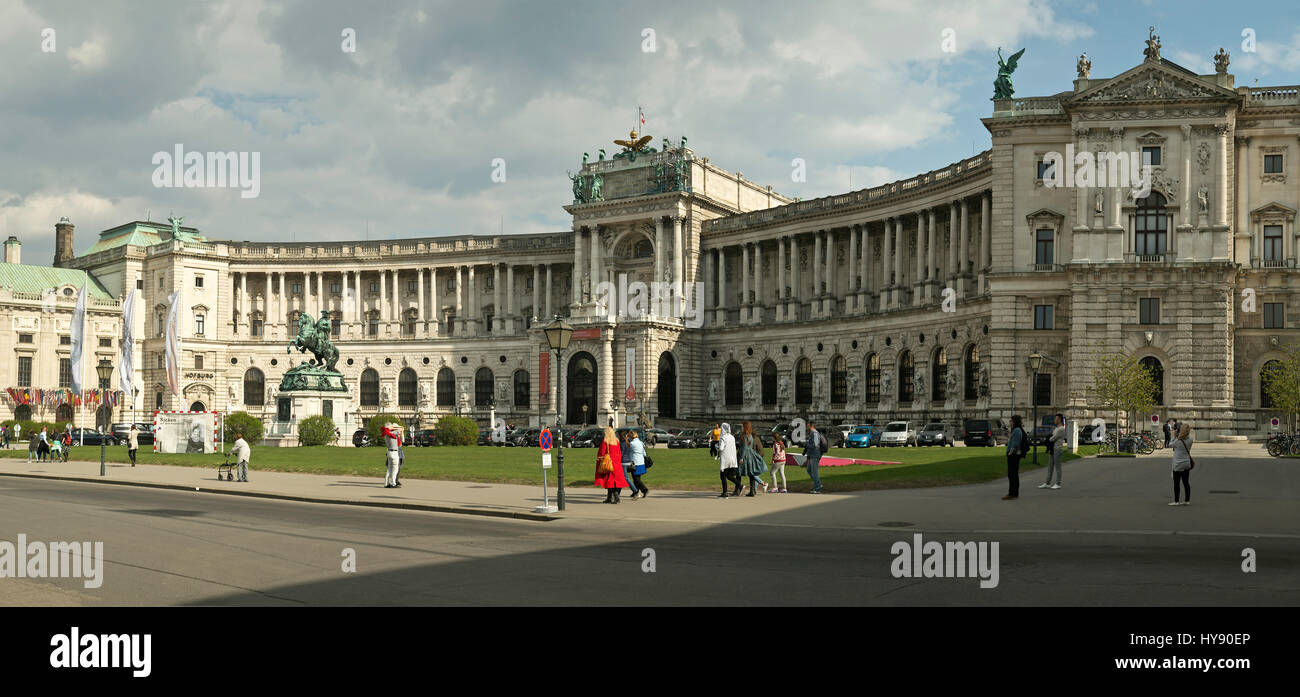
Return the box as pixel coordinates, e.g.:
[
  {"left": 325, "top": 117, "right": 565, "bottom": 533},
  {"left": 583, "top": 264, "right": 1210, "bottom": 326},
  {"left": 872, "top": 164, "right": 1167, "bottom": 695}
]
[
  {"left": 804, "top": 421, "right": 828, "bottom": 494},
  {"left": 1004, "top": 415, "right": 1028, "bottom": 500},
  {"left": 1169, "top": 422, "right": 1194, "bottom": 506},
  {"left": 27, "top": 433, "right": 38, "bottom": 462},
  {"left": 769, "top": 433, "right": 788, "bottom": 493},
  {"left": 61, "top": 430, "right": 72, "bottom": 462},
  {"left": 738, "top": 421, "right": 768, "bottom": 496},
  {"left": 627, "top": 430, "right": 649, "bottom": 500}
]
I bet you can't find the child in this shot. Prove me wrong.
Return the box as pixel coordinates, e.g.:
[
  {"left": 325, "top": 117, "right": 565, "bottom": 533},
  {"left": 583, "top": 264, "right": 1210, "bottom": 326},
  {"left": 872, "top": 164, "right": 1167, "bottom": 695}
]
[
  {"left": 49, "top": 434, "right": 63, "bottom": 462},
  {"left": 769, "top": 433, "right": 788, "bottom": 493}
]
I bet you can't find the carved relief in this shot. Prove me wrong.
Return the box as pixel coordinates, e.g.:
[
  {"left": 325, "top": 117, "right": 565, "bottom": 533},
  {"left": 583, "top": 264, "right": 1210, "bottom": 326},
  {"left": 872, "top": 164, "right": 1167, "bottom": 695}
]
[{"left": 1197, "top": 142, "right": 1212, "bottom": 175}]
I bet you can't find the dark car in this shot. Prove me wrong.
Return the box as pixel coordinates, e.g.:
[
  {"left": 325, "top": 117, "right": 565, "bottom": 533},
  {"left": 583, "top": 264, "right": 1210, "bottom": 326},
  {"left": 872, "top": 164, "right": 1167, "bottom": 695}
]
[
  {"left": 111, "top": 422, "right": 155, "bottom": 446},
  {"left": 962, "top": 419, "right": 997, "bottom": 447},
  {"left": 69, "top": 428, "right": 117, "bottom": 447},
  {"left": 352, "top": 429, "right": 369, "bottom": 447},
  {"left": 917, "top": 422, "right": 955, "bottom": 447},
  {"left": 1079, "top": 422, "right": 1117, "bottom": 444},
  {"left": 667, "top": 429, "right": 700, "bottom": 449},
  {"left": 1033, "top": 415, "right": 1057, "bottom": 446},
  {"left": 477, "top": 427, "right": 494, "bottom": 446},
  {"left": 569, "top": 428, "right": 603, "bottom": 448},
  {"left": 412, "top": 429, "right": 438, "bottom": 447},
  {"left": 522, "top": 428, "right": 543, "bottom": 447},
  {"left": 502, "top": 429, "right": 529, "bottom": 447},
  {"left": 771, "top": 423, "right": 806, "bottom": 446}
]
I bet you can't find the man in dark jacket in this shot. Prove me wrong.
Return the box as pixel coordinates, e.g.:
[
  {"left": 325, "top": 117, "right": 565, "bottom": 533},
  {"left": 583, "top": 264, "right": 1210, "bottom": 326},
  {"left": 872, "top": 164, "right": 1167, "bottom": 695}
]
[
  {"left": 1162, "top": 420, "right": 1171, "bottom": 448},
  {"left": 804, "top": 421, "right": 828, "bottom": 494}
]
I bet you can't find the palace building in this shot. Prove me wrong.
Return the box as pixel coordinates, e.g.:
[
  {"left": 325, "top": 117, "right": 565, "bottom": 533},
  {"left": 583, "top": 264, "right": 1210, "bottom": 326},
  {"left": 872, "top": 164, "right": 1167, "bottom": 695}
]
[{"left": 3, "top": 37, "right": 1299, "bottom": 438}]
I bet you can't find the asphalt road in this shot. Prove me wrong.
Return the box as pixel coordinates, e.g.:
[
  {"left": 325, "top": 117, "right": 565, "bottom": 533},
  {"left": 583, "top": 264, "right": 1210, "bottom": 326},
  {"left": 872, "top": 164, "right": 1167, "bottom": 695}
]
[{"left": 1, "top": 445, "right": 1297, "bottom": 606}]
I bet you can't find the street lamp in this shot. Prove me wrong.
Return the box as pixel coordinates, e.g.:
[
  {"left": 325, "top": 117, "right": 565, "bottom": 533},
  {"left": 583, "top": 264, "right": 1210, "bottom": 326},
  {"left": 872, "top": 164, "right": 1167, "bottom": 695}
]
[
  {"left": 95, "top": 359, "right": 113, "bottom": 477},
  {"left": 1028, "top": 350, "right": 1044, "bottom": 464},
  {"left": 542, "top": 315, "right": 574, "bottom": 511},
  {"left": 1009, "top": 379, "right": 1017, "bottom": 422}
]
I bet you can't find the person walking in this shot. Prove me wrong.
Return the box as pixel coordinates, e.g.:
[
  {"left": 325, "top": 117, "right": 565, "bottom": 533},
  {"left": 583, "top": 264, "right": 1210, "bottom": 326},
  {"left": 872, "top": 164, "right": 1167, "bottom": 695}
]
[
  {"left": 229, "top": 431, "right": 251, "bottom": 482},
  {"left": 804, "top": 421, "right": 827, "bottom": 494},
  {"left": 1039, "top": 413, "right": 1066, "bottom": 490},
  {"left": 127, "top": 424, "right": 139, "bottom": 466},
  {"left": 717, "top": 423, "right": 741, "bottom": 497},
  {"left": 49, "top": 432, "right": 62, "bottom": 462},
  {"left": 61, "top": 429, "right": 72, "bottom": 462},
  {"left": 395, "top": 422, "right": 406, "bottom": 486},
  {"left": 26, "top": 433, "right": 38, "bottom": 462},
  {"left": 620, "top": 430, "right": 638, "bottom": 498},
  {"left": 738, "top": 421, "right": 768, "bottom": 496},
  {"left": 1, "top": 425, "right": 7, "bottom": 449},
  {"left": 1162, "top": 419, "right": 1171, "bottom": 448},
  {"left": 770, "top": 433, "right": 788, "bottom": 493},
  {"left": 709, "top": 423, "right": 722, "bottom": 459},
  {"left": 594, "top": 426, "right": 626, "bottom": 503},
  {"left": 1004, "top": 415, "right": 1027, "bottom": 500},
  {"left": 1170, "top": 422, "right": 1194, "bottom": 506},
  {"left": 381, "top": 422, "right": 403, "bottom": 488},
  {"left": 38, "top": 427, "right": 49, "bottom": 462},
  {"left": 627, "top": 430, "right": 649, "bottom": 500}
]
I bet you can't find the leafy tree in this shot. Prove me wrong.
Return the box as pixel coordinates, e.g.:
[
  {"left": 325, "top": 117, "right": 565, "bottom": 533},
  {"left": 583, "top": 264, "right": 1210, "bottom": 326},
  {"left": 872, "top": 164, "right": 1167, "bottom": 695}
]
[
  {"left": 223, "top": 411, "right": 264, "bottom": 445},
  {"left": 435, "top": 414, "right": 478, "bottom": 446},
  {"left": 297, "top": 415, "right": 336, "bottom": 446},
  {"left": 366, "top": 412, "right": 406, "bottom": 445},
  {"left": 1261, "top": 344, "right": 1300, "bottom": 429},
  {"left": 1090, "top": 349, "right": 1159, "bottom": 449}
]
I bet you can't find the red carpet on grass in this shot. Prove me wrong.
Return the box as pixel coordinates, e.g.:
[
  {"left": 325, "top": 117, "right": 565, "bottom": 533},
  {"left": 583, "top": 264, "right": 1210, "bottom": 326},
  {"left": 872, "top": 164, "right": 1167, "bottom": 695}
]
[{"left": 787, "top": 454, "right": 901, "bottom": 467}]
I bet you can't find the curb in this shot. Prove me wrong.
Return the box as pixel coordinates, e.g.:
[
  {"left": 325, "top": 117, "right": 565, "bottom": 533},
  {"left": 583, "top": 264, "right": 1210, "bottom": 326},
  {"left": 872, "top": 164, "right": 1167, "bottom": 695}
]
[{"left": 0, "top": 471, "right": 560, "bottom": 522}]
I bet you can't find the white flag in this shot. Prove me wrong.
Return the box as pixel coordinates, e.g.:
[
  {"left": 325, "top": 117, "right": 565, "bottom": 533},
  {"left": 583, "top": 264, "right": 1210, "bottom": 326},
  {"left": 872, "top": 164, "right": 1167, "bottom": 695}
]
[
  {"left": 119, "top": 289, "right": 136, "bottom": 396},
  {"left": 164, "top": 289, "right": 182, "bottom": 395},
  {"left": 70, "top": 283, "right": 87, "bottom": 393}
]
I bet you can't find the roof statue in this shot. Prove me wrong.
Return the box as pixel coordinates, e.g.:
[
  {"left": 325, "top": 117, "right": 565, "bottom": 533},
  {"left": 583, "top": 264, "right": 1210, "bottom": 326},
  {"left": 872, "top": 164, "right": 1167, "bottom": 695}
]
[{"left": 993, "top": 47, "right": 1025, "bottom": 100}]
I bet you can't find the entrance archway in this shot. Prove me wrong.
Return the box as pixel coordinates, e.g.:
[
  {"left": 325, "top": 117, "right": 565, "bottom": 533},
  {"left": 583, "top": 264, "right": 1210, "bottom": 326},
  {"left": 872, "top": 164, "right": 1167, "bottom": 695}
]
[
  {"left": 657, "top": 352, "right": 677, "bottom": 419},
  {"left": 567, "top": 352, "right": 596, "bottom": 425},
  {"left": 189, "top": 401, "right": 206, "bottom": 412}
]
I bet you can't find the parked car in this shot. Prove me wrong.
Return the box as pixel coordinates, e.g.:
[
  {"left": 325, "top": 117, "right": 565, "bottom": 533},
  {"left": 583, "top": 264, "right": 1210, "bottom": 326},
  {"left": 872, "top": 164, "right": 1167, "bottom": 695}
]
[
  {"left": 961, "top": 419, "right": 996, "bottom": 447},
  {"left": 111, "top": 422, "right": 155, "bottom": 446},
  {"left": 646, "top": 428, "right": 670, "bottom": 445},
  {"left": 692, "top": 428, "right": 714, "bottom": 448},
  {"left": 569, "top": 428, "right": 603, "bottom": 448},
  {"left": 522, "top": 428, "right": 543, "bottom": 446},
  {"left": 917, "top": 422, "right": 955, "bottom": 447},
  {"left": 879, "top": 421, "right": 916, "bottom": 447},
  {"left": 69, "top": 428, "right": 117, "bottom": 447},
  {"left": 502, "top": 429, "right": 529, "bottom": 447},
  {"left": 846, "top": 425, "right": 879, "bottom": 448},
  {"left": 665, "top": 427, "right": 684, "bottom": 436},
  {"left": 771, "top": 423, "right": 806, "bottom": 446},
  {"left": 1079, "top": 422, "right": 1117, "bottom": 444},
  {"left": 833, "top": 423, "right": 856, "bottom": 447},
  {"left": 667, "top": 429, "right": 701, "bottom": 448},
  {"left": 412, "top": 429, "right": 438, "bottom": 447},
  {"left": 477, "top": 427, "right": 494, "bottom": 446}
]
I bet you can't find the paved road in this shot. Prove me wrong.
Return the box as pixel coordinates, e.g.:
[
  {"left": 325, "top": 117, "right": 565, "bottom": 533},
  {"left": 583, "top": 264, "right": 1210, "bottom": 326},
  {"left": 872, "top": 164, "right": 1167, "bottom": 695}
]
[{"left": 1, "top": 446, "right": 1296, "bottom": 606}]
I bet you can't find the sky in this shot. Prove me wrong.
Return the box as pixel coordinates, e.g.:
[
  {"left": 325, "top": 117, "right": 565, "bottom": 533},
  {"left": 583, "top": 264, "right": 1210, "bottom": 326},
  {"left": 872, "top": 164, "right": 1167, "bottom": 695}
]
[{"left": 1, "top": 0, "right": 1297, "bottom": 264}]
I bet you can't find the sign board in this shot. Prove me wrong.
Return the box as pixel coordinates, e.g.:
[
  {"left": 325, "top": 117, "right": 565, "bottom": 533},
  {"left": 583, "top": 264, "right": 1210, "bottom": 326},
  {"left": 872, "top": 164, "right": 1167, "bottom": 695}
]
[
  {"left": 153, "top": 410, "right": 218, "bottom": 454},
  {"left": 539, "top": 428, "right": 552, "bottom": 451},
  {"left": 1271, "top": 417, "right": 1280, "bottom": 427},
  {"left": 542, "top": 452, "right": 552, "bottom": 469},
  {"left": 1151, "top": 414, "right": 1159, "bottom": 423}
]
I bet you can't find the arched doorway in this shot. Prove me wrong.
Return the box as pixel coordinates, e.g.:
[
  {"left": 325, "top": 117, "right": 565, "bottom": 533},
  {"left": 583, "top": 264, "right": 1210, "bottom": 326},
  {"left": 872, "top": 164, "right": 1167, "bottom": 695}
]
[
  {"left": 1140, "top": 356, "right": 1165, "bottom": 405},
  {"left": 14, "top": 404, "right": 31, "bottom": 422},
  {"left": 657, "top": 352, "right": 676, "bottom": 419},
  {"left": 724, "top": 362, "right": 742, "bottom": 406},
  {"left": 760, "top": 360, "right": 777, "bottom": 406},
  {"left": 56, "top": 404, "right": 74, "bottom": 422},
  {"left": 189, "top": 401, "right": 206, "bottom": 412},
  {"left": 567, "top": 352, "right": 596, "bottom": 424},
  {"left": 436, "top": 367, "right": 455, "bottom": 406},
  {"left": 474, "top": 367, "right": 494, "bottom": 407},
  {"left": 399, "top": 368, "right": 418, "bottom": 407}
]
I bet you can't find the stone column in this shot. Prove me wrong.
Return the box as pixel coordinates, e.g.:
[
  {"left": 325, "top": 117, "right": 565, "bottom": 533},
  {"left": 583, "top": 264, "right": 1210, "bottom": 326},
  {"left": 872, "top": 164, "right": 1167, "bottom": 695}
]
[
  {"left": 880, "top": 219, "right": 893, "bottom": 310},
  {"left": 430, "top": 268, "right": 439, "bottom": 337},
  {"left": 927, "top": 210, "right": 938, "bottom": 302},
  {"left": 848, "top": 225, "right": 859, "bottom": 312},
  {"left": 507, "top": 265, "right": 516, "bottom": 333},
  {"left": 861, "top": 224, "right": 873, "bottom": 312},
  {"left": 716, "top": 247, "right": 727, "bottom": 326},
  {"left": 978, "top": 194, "right": 991, "bottom": 293},
  {"left": 1237, "top": 135, "right": 1251, "bottom": 266},
  {"left": 812, "top": 232, "right": 823, "bottom": 317},
  {"left": 775, "top": 237, "right": 786, "bottom": 322},
  {"left": 455, "top": 266, "right": 464, "bottom": 335},
  {"left": 1180, "top": 125, "right": 1193, "bottom": 230},
  {"left": 948, "top": 203, "right": 959, "bottom": 288},
  {"left": 740, "top": 243, "right": 750, "bottom": 323},
  {"left": 672, "top": 217, "right": 685, "bottom": 317},
  {"left": 893, "top": 217, "right": 904, "bottom": 308},
  {"left": 491, "top": 263, "right": 501, "bottom": 334},
  {"left": 915, "top": 214, "right": 926, "bottom": 303},
  {"left": 600, "top": 329, "right": 613, "bottom": 425},
  {"left": 958, "top": 200, "right": 970, "bottom": 297},
  {"left": 533, "top": 264, "right": 542, "bottom": 324},
  {"left": 1075, "top": 128, "right": 1090, "bottom": 231},
  {"left": 573, "top": 228, "right": 584, "bottom": 305},
  {"left": 278, "top": 273, "right": 286, "bottom": 335},
  {"left": 545, "top": 264, "right": 553, "bottom": 320},
  {"left": 789, "top": 237, "right": 801, "bottom": 320},
  {"left": 238, "top": 272, "right": 247, "bottom": 333},
  {"left": 753, "top": 241, "right": 763, "bottom": 324},
  {"left": 589, "top": 228, "right": 600, "bottom": 307},
  {"left": 468, "top": 265, "right": 478, "bottom": 334},
  {"left": 654, "top": 217, "right": 664, "bottom": 283},
  {"left": 1109, "top": 127, "right": 1125, "bottom": 231},
  {"left": 1217, "top": 125, "right": 1230, "bottom": 228},
  {"left": 416, "top": 267, "right": 425, "bottom": 337},
  {"left": 825, "top": 229, "right": 836, "bottom": 316}
]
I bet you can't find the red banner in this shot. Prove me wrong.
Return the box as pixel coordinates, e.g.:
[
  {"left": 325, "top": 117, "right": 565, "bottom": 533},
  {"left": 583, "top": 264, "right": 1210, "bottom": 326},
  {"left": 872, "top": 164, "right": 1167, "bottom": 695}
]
[{"left": 571, "top": 328, "right": 600, "bottom": 340}]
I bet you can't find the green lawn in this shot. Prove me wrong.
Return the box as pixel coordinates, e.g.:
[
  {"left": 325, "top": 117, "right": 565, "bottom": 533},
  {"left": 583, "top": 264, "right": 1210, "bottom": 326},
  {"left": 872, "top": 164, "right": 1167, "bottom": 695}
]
[{"left": 0, "top": 442, "right": 1099, "bottom": 493}]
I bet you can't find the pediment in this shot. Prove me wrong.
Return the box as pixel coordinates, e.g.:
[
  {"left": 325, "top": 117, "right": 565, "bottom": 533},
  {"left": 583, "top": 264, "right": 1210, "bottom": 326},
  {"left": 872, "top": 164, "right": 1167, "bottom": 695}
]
[
  {"left": 1068, "top": 61, "right": 1237, "bottom": 106},
  {"left": 1250, "top": 202, "right": 1297, "bottom": 221}
]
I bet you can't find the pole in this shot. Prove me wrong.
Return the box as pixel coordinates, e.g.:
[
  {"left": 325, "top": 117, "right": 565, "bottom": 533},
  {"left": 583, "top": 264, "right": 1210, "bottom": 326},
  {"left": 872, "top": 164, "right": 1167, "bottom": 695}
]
[
  {"left": 555, "top": 347, "right": 565, "bottom": 511},
  {"left": 100, "top": 436, "right": 106, "bottom": 476},
  {"left": 1032, "top": 369, "right": 1039, "bottom": 464}
]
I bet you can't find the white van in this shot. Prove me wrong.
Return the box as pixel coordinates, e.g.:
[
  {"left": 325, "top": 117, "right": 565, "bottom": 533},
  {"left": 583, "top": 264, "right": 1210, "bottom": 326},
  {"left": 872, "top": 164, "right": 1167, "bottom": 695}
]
[{"left": 879, "top": 421, "right": 916, "bottom": 447}]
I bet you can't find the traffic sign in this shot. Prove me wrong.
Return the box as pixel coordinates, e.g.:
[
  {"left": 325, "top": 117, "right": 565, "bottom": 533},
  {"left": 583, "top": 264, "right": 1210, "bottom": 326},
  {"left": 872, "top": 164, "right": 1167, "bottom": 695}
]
[
  {"left": 539, "top": 429, "right": 553, "bottom": 451},
  {"left": 1151, "top": 414, "right": 1159, "bottom": 423}
]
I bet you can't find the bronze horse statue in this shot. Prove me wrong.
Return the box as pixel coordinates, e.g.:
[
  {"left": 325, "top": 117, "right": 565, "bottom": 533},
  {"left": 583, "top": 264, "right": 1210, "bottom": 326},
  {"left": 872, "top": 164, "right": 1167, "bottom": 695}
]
[{"left": 287, "top": 312, "right": 339, "bottom": 372}]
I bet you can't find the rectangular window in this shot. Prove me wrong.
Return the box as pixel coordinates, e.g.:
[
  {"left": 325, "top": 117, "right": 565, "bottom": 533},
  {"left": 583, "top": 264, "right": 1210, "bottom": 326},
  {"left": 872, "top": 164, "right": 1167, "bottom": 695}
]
[
  {"left": 446, "top": 279, "right": 455, "bottom": 292},
  {"left": 368, "top": 317, "right": 378, "bottom": 336},
  {"left": 1264, "top": 302, "right": 1284, "bottom": 329},
  {"left": 155, "top": 392, "right": 163, "bottom": 410},
  {"left": 1034, "top": 305, "right": 1054, "bottom": 330},
  {"left": 195, "top": 315, "right": 205, "bottom": 335},
  {"left": 1035, "top": 229, "right": 1054, "bottom": 265},
  {"left": 60, "top": 336, "right": 71, "bottom": 345},
  {"left": 98, "top": 337, "right": 112, "bottom": 347},
  {"left": 331, "top": 319, "right": 341, "bottom": 337},
  {"left": 136, "top": 279, "right": 144, "bottom": 290},
  {"left": 157, "top": 355, "right": 164, "bottom": 369},
  {"left": 1036, "top": 159, "right": 1053, "bottom": 181},
  {"left": 1264, "top": 154, "right": 1284, "bottom": 174},
  {"left": 1142, "top": 146, "right": 1161, "bottom": 167},
  {"left": 1034, "top": 373, "right": 1052, "bottom": 406},
  {"left": 1139, "top": 297, "right": 1160, "bottom": 325},
  {"left": 405, "top": 318, "right": 416, "bottom": 336},
  {"left": 59, "top": 358, "right": 72, "bottom": 389},
  {"left": 194, "top": 354, "right": 204, "bottom": 370},
  {"left": 17, "top": 334, "right": 33, "bottom": 344},
  {"left": 369, "top": 281, "right": 380, "bottom": 293},
  {"left": 195, "top": 275, "right": 204, "bottom": 288},
  {"left": 407, "top": 280, "right": 417, "bottom": 293},
  {"left": 159, "top": 275, "right": 165, "bottom": 289},
  {"left": 17, "top": 356, "right": 33, "bottom": 386},
  {"left": 291, "top": 283, "right": 302, "bottom": 295},
  {"left": 252, "top": 318, "right": 264, "bottom": 337},
  {"left": 331, "top": 282, "right": 341, "bottom": 294},
  {"left": 1264, "top": 225, "right": 1283, "bottom": 261}
]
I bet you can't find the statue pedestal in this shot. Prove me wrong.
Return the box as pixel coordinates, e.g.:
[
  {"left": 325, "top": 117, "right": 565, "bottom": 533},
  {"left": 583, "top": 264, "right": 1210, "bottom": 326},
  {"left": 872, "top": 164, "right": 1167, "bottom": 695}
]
[{"left": 265, "top": 389, "right": 355, "bottom": 447}]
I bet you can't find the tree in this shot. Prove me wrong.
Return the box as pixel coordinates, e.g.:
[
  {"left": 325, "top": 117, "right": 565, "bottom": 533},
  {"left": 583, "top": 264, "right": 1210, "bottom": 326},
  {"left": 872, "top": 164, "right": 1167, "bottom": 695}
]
[
  {"left": 223, "top": 411, "right": 264, "bottom": 445},
  {"left": 297, "top": 415, "right": 336, "bottom": 446},
  {"left": 1090, "top": 349, "right": 1159, "bottom": 449},
  {"left": 366, "top": 412, "right": 406, "bottom": 445},
  {"left": 1261, "top": 344, "right": 1300, "bottom": 429},
  {"left": 435, "top": 414, "right": 478, "bottom": 446}
]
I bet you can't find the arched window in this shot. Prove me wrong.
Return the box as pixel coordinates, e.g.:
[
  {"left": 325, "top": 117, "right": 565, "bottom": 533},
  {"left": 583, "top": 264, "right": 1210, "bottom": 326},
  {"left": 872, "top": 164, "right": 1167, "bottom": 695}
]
[
  {"left": 189, "top": 401, "right": 206, "bottom": 412},
  {"left": 514, "top": 369, "right": 531, "bottom": 409},
  {"left": 1261, "top": 360, "right": 1281, "bottom": 409},
  {"left": 760, "top": 360, "right": 777, "bottom": 406},
  {"left": 866, "top": 354, "right": 880, "bottom": 404},
  {"left": 724, "top": 362, "right": 743, "bottom": 406},
  {"left": 398, "top": 368, "right": 418, "bottom": 407},
  {"left": 475, "top": 368, "right": 494, "bottom": 406},
  {"left": 360, "top": 368, "right": 379, "bottom": 406},
  {"left": 964, "top": 345, "right": 980, "bottom": 400},
  {"left": 56, "top": 404, "right": 73, "bottom": 422},
  {"left": 1135, "top": 191, "right": 1168, "bottom": 256},
  {"left": 795, "top": 358, "right": 812, "bottom": 405},
  {"left": 932, "top": 347, "right": 948, "bottom": 402},
  {"left": 437, "top": 367, "right": 455, "bottom": 406},
  {"left": 1139, "top": 356, "right": 1164, "bottom": 406},
  {"left": 657, "top": 353, "right": 677, "bottom": 418},
  {"left": 898, "top": 351, "right": 914, "bottom": 402},
  {"left": 14, "top": 404, "right": 31, "bottom": 422},
  {"left": 244, "top": 368, "right": 265, "bottom": 406},
  {"left": 830, "top": 355, "right": 847, "bottom": 404}
]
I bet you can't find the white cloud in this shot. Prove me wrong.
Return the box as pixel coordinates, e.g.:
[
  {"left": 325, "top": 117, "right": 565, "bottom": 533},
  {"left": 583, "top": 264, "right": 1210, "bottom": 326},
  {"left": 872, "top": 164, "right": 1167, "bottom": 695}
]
[{"left": 67, "top": 37, "right": 108, "bottom": 72}]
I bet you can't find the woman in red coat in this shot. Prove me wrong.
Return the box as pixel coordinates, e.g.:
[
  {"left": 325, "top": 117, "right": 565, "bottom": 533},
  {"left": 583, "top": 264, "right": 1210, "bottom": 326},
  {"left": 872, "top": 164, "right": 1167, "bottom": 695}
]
[{"left": 594, "top": 426, "right": 627, "bottom": 503}]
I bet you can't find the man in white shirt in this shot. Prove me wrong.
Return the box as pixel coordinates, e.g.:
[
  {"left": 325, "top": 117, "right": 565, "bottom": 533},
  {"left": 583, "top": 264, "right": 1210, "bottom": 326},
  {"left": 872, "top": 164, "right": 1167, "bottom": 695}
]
[
  {"left": 230, "top": 431, "right": 251, "bottom": 482},
  {"left": 381, "top": 422, "right": 403, "bottom": 488}
]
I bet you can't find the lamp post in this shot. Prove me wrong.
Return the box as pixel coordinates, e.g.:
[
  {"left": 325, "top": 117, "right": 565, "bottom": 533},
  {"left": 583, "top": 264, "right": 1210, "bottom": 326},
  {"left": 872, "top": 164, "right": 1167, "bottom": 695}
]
[
  {"left": 96, "top": 359, "right": 113, "bottom": 477},
  {"left": 543, "top": 315, "right": 574, "bottom": 511},
  {"left": 1028, "top": 350, "right": 1043, "bottom": 464},
  {"left": 1009, "top": 379, "right": 1017, "bottom": 422}
]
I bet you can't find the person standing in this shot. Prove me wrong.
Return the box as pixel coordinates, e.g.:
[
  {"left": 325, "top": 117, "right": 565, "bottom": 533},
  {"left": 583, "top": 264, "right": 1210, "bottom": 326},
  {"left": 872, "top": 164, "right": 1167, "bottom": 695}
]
[
  {"left": 27, "top": 433, "right": 38, "bottom": 462},
  {"left": 709, "top": 423, "right": 722, "bottom": 459},
  {"left": 61, "top": 429, "right": 72, "bottom": 462},
  {"left": 1162, "top": 419, "right": 1171, "bottom": 448},
  {"left": 394, "top": 422, "right": 406, "bottom": 486},
  {"left": 717, "top": 423, "right": 741, "bottom": 497},
  {"left": 1040, "top": 413, "right": 1066, "bottom": 490},
  {"left": 1169, "top": 422, "right": 1194, "bottom": 506},
  {"left": 770, "top": 433, "right": 788, "bottom": 493},
  {"left": 1004, "top": 415, "right": 1027, "bottom": 500},
  {"left": 49, "top": 432, "right": 63, "bottom": 463},
  {"left": 127, "top": 424, "right": 139, "bottom": 466},
  {"left": 228, "top": 431, "right": 251, "bottom": 482},
  {"left": 738, "top": 421, "right": 768, "bottom": 496},
  {"left": 804, "top": 421, "right": 827, "bottom": 494},
  {"left": 620, "top": 430, "right": 638, "bottom": 498},
  {"left": 381, "top": 422, "right": 403, "bottom": 488},
  {"left": 1, "top": 425, "right": 7, "bottom": 449},
  {"left": 627, "top": 430, "right": 648, "bottom": 500},
  {"left": 38, "top": 426, "right": 49, "bottom": 462},
  {"left": 594, "top": 426, "right": 626, "bottom": 503}
]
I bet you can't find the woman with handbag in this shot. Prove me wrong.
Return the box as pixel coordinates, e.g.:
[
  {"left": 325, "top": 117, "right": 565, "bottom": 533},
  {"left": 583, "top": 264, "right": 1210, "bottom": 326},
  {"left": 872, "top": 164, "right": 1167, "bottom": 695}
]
[
  {"left": 1169, "top": 422, "right": 1194, "bottom": 506},
  {"left": 627, "top": 430, "right": 649, "bottom": 499},
  {"left": 738, "top": 421, "right": 768, "bottom": 497},
  {"left": 595, "top": 426, "right": 627, "bottom": 504}
]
